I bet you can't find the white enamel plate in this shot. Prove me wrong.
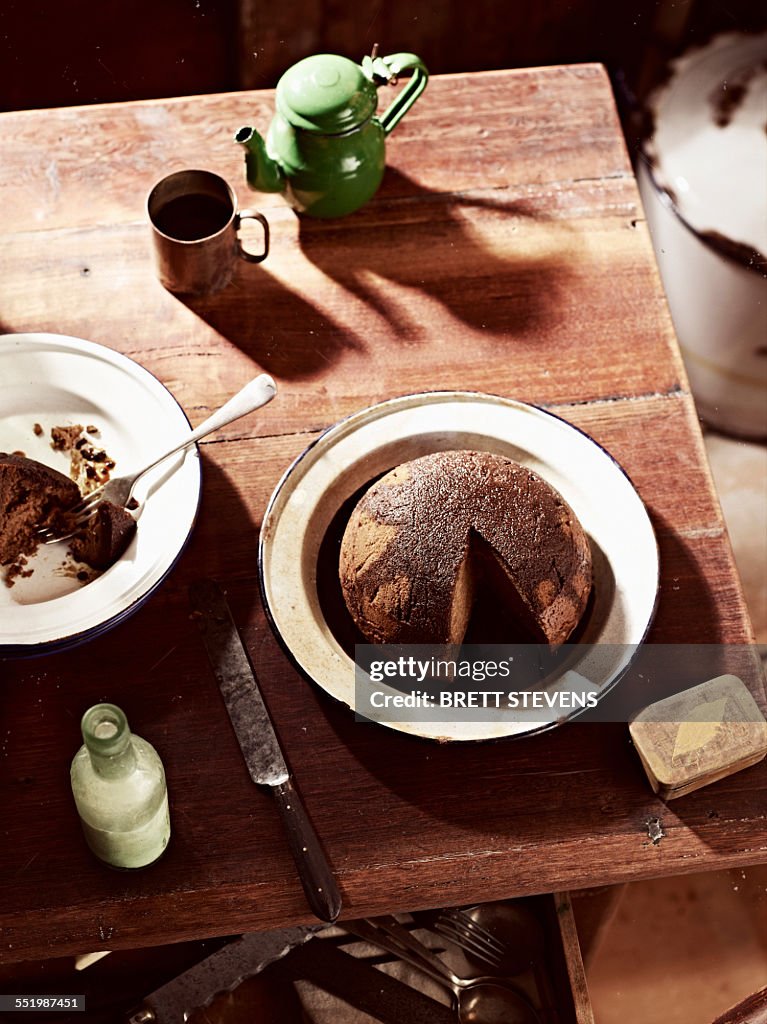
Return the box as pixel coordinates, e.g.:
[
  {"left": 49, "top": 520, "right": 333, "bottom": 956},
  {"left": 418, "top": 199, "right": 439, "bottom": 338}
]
[
  {"left": 260, "top": 392, "right": 659, "bottom": 742},
  {"left": 0, "top": 334, "right": 201, "bottom": 655}
]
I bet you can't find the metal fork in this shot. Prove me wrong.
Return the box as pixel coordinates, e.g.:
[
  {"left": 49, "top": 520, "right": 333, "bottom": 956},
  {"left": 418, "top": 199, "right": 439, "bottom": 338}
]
[
  {"left": 39, "top": 373, "right": 276, "bottom": 543},
  {"left": 433, "top": 908, "right": 506, "bottom": 970},
  {"left": 347, "top": 917, "right": 539, "bottom": 1023}
]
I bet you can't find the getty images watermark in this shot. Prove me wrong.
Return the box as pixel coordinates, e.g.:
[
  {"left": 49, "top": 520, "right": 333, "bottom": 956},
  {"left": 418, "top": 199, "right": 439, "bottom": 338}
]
[
  {"left": 353, "top": 644, "right": 766, "bottom": 724},
  {"left": 366, "top": 652, "right": 598, "bottom": 711}
]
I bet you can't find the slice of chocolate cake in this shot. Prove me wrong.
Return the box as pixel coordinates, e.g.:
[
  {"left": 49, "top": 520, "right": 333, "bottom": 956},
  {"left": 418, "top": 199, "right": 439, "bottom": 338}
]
[
  {"left": 70, "top": 501, "right": 136, "bottom": 570},
  {"left": 0, "top": 453, "right": 81, "bottom": 574}
]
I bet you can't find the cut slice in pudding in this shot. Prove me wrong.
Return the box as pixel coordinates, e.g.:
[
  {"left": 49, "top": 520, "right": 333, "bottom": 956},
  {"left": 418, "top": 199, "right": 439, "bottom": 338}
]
[{"left": 339, "top": 450, "right": 592, "bottom": 646}]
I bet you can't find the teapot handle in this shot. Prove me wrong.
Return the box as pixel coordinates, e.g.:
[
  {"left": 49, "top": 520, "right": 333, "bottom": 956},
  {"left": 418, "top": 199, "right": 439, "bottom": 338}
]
[{"left": 377, "top": 53, "right": 429, "bottom": 135}]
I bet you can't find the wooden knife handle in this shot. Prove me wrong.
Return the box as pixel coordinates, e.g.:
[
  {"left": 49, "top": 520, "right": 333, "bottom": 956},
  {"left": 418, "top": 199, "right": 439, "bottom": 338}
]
[{"left": 272, "top": 778, "right": 342, "bottom": 924}]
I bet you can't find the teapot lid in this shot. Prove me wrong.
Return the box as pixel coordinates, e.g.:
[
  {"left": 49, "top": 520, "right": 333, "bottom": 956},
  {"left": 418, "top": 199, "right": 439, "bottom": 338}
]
[{"left": 276, "top": 54, "right": 378, "bottom": 134}]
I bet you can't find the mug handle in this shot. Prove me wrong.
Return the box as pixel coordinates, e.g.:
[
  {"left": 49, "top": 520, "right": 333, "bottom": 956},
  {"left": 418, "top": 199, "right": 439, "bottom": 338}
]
[
  {"left": 378, "top": 54, "right": 429, "bottom": 135},
  {"left": 235, "top": 209, "right": 270, "bottom": 263}
]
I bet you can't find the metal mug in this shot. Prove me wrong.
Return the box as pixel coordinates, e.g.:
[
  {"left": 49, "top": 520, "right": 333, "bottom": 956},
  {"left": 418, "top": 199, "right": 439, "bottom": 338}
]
[{"left": 147, "top": 169, "right": 269, "bottom": 295}]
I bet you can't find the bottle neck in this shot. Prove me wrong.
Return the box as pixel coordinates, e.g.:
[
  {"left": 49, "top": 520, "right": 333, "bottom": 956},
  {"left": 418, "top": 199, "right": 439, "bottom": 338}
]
[
  {"left": 81, "top": 703, "right": 137, "bottom": 779},
  {"left": 87, "top": 741, "right": 137, "bottom": 779}
]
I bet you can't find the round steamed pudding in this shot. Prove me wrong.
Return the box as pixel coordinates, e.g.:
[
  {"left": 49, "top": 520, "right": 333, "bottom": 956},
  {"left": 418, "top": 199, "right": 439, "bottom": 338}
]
[{"left": 339, "top": 450, "right": 592, "bottom": 646}]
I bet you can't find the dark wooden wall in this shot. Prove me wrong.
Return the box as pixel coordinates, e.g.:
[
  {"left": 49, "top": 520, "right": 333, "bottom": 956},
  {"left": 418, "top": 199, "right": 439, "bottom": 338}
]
[
  {"left": 0, "top": 0, "right": 239, "bottom": 111},
  {"left": 0, "top": 0, "right": 764, "bottom": 113},
  {"left": 237, "top": 0, "right": 657, "bottom": 89}
]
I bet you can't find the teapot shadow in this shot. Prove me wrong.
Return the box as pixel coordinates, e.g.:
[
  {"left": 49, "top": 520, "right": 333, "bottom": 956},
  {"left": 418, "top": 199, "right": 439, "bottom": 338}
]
[
  {"left": 181, "top": 167, "right": 579, "bottom": 381},
  {"left": 296, "top": 167, "right": 578, "bottom": 342},
  {"left": 179, "top": 263, "right": 362, "bottom": 382}
]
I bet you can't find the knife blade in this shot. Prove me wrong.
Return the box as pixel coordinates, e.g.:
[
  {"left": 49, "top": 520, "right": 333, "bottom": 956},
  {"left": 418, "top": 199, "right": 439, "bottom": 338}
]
[
  {"left": 129, "top": 926, "right": 456, "bottom": 1024},
  {"left": 127, "top": 926, "right": 318, "bottom": 1024},
  {"left": 189, "top": 579, "right": 342, "bottom": 924}
]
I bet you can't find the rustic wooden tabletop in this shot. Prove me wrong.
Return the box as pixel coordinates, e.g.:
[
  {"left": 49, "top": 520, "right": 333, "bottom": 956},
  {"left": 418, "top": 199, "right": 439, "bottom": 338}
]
[{"left": 0, "top": 65, "right": 763, "bottom": 964}]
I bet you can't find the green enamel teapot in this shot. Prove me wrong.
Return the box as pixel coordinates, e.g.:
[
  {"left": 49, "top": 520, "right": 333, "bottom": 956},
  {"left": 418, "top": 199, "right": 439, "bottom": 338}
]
[{"left": 235, "top": 51, "right": 428, "bottom": 218}]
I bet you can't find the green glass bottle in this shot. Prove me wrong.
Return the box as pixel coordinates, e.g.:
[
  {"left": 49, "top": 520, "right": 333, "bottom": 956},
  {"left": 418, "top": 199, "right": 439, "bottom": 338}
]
[{"left": 70, "top": 703, "right": 170, "bottom": 869}]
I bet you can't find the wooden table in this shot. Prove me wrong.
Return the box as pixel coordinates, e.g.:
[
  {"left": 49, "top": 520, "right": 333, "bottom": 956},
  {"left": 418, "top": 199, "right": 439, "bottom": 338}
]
[{"left": 0, "top": 65, "right": 763, "bottom": 965}]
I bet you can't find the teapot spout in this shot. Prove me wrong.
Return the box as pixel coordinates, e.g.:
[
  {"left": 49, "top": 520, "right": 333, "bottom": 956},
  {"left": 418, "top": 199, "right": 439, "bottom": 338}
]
[{"left": 235, "top": 127, "right": 285, "bottom": 194}]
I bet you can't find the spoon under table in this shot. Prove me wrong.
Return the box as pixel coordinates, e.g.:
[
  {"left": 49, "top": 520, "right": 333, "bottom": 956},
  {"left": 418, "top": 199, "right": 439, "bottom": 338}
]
[{"left": 348, "top": 916, "right": 541, "bottom": 1024}]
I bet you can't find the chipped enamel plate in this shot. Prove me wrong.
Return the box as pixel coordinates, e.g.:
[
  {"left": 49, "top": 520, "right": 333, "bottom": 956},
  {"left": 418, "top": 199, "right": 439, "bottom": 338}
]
[
  {"left": 259, "top": 392, "right": 659, "bottom": 742},
  {"left": 0, "top": 333, "right": 201, "bottom": 655}
]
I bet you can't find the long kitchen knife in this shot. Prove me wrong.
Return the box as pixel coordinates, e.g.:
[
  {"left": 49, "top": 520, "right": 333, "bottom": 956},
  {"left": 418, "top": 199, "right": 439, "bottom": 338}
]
[
  {"left": 127, "top": 927, "right": 317, "bottom": 1024},
  {"left": 128, "top": 926, "right": 456, "bottom": 1024},
  {"left": 189, "top": 579, "right": 342, "bottom": 924}
]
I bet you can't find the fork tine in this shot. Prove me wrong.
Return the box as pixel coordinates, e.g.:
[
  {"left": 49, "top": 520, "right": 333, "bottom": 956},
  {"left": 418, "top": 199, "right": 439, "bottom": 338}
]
[
  {"left": 38, "top": 491, "right": 103, "bottom": 544},
  {"left": 433, "top": 935, "right": 502, "bottom": 970},
  {"left": 433, "top": 920, "right": 504, "bottom": 967},
  {"left": 39, "top": 529, "right": 74, "bottom": 545},
  {"left": 435, "top": 910, "right": 508, "bottom": 956},
  {"left": 69, "top": 487, "right": 105, "bottom": 517},
  {"left": 443, "top": 909, "right": 507, "bottom": 954},
  {"left": 435, "top": 917, "right": 504, "bottom": 956}
]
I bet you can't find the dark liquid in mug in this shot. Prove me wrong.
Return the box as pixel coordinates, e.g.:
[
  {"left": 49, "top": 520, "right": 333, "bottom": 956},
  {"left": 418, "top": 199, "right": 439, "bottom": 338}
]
[{"left": 154, "top": 193, "right": 232, "bottom": 241}]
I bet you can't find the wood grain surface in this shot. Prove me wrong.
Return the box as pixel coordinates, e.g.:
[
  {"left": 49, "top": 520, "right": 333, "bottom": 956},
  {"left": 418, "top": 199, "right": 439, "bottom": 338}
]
[
  {"left": 0, "top": 65, "right": 763, "bottom": 964},
  {"left": 553, "top": 894, "right": 597, "bottom": 1024}
]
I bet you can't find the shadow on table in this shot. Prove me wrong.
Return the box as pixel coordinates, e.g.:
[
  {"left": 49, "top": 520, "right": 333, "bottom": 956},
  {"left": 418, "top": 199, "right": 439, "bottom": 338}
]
[
  {"left": 174, "top": 452, "right": 263, "bottom": 592},
  {"left": 305, "top": 512, "right": 763, "bottom": 862},
  {"left": 180, "top": 260, "right": 361, "bottom": 382},
  {"left": 0, "top": 458, "right": 268, "bottom": 928},
  {"left": 641, "top": 513, "right": 767, "bottom": 855},
  {"left": 644, "top": 511, "right": 719, "bottom": 644},
  {"left": 179, "top": 167, "right": 578, "bottom": 380},
  {"left": 296, "top": 167, "right": 577, "bottom": 342}
]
